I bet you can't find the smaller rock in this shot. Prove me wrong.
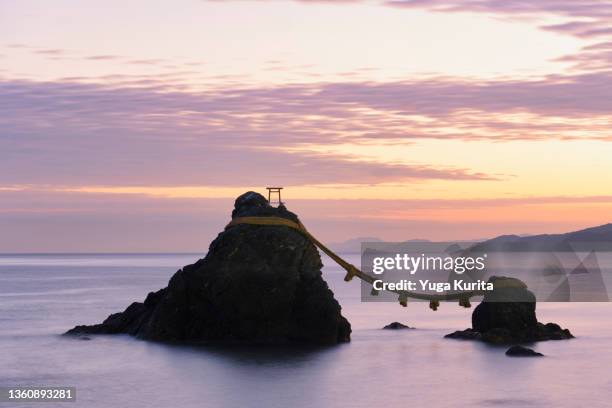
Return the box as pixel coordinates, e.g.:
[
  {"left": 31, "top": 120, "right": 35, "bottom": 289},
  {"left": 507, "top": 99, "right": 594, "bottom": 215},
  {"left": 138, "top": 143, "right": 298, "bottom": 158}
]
[
  {"left": 444, "top": 329, "right": 482, "bottom": 340},
  {"left": 505, "top": 345, "right": 543, "bottom": 357},
  {"left": 445, "top": 276, "right": 573, "bottom": 344},
  {"left": 383, "top": 322, "right": 414, "bottom": 330},
  {"left": 537, "top": 322, "right": 574, "bottom": 341}
]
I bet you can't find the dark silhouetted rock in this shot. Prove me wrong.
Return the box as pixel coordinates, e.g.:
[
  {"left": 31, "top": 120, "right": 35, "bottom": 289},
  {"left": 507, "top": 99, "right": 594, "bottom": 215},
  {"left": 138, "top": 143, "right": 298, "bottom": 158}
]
[
  {"left": 383, "top": 322, "right": 414, "bottom": 330},
  {"left": 444, "top": 328, "right": 482, "bottom": 341},
  {"left": 505, "top": 345, "right": 543, "bottom": 357},
  {"left": 66, "top": 192, "right": 351, "bottom": 345},
  {"left": 445, "top": 276, "right": 573, "bottom": 344}
]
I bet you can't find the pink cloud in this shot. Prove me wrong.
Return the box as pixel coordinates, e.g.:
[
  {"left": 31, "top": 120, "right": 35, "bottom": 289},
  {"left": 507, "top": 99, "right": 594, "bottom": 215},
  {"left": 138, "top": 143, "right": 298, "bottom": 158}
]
[
  {"left": 33, "top": 48, "right": 67, "bottom": 55},
  {"left": 1, "top": 78, "right": 503, "bottom": 187},
  {"left": 3, "top": 68, "right": 612, "bottom": 186},
  {"left": 85, "top": 55, "right": 124, "bottom": 61}
]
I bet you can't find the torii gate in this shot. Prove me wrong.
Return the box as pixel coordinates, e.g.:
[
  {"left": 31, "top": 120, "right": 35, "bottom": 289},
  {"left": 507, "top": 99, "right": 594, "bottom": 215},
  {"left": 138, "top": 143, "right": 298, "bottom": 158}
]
[{"left": 266, "top": 187, "right": 283, "bottom": 206}]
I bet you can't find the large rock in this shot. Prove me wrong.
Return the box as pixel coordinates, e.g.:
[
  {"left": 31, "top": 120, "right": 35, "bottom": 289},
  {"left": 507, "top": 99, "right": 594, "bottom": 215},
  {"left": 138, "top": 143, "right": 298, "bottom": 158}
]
[
  {"left": 445, "top": 276, "right": 573, "bottom": 344},
  {"left": 66, "top": 192, "right": 351, "bottom": 345}
]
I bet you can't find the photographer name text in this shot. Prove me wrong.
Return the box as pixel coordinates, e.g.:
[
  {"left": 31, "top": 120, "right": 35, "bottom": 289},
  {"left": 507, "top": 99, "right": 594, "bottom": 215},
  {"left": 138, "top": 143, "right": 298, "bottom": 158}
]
[{"left": 372, "top": 279, "right": 493, "bottom": 293}]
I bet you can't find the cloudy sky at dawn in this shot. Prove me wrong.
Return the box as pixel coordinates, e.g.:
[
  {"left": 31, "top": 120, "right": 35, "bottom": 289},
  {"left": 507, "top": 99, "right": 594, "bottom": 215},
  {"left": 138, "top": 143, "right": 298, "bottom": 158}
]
[{"left": 2, "top": 0, "right": 612, "bottom": 251}]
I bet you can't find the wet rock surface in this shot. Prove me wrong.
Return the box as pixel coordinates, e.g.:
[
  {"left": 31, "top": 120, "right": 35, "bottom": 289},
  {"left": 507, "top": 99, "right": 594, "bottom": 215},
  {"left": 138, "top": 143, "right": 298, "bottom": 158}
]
[
  {"left": 445, "top": 277, "right": 573, "bottom": 344},
  {"left": 505, "top": 345, "right": 543, "bottom": 357},
  {"left": 67, "top": 192, "right": 351, "bottom": 345}
]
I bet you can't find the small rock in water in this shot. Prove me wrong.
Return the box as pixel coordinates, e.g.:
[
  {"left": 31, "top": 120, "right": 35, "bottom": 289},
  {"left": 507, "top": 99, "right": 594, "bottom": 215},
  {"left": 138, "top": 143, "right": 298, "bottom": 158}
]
[
  {"left": 383, "top": 322, "right": 413, "bottom": 330},
  {"left": 444, "top": 329, "right": 482, "bottom": 340},
  {"left": 505, "top": 345, "right": 543, "bottom": 357}
]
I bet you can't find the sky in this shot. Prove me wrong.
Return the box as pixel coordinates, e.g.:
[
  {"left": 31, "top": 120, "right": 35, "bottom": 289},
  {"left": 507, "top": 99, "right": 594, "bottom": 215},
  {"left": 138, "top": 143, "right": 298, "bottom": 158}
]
[{"left": 1, "top": 0, "right": 612, "bottom": 252}]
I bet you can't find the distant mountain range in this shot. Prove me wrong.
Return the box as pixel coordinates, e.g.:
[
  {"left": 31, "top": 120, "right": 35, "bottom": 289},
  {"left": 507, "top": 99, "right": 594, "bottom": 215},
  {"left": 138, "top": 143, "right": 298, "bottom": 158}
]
[
  {"left": 330, "top": 223, "right": 612, "bottom": 253},
  {"left": 468, "top": 223, "right": 612, "bottom": 252}
]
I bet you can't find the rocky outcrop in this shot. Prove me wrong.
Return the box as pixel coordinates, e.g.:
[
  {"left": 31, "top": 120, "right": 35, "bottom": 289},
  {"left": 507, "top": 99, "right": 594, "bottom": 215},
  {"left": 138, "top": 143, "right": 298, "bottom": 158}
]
[
  {"left": 505, "top": 345, "right": 543, "bottom": 357},
  {"left": 382, "top": 322, "right": 413, "bottom": 330},
  {"left": 445, "top": 276, "right": 573, "bottom": 344},
  {"left": 67, "top": 192, "right": 351, "bottom": 345}
]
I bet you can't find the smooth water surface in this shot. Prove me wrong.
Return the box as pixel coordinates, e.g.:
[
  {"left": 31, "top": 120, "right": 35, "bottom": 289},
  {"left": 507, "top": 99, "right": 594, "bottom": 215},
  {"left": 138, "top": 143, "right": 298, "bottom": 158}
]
[{"left": 1, "top": 254, "right": 610, "bottom": 407}]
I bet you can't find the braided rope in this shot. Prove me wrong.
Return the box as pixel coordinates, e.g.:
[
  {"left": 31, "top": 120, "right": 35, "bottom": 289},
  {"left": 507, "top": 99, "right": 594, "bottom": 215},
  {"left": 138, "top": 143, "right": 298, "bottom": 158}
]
[{"left": 226, "top": 216, "right": 485, "bottom": 310}]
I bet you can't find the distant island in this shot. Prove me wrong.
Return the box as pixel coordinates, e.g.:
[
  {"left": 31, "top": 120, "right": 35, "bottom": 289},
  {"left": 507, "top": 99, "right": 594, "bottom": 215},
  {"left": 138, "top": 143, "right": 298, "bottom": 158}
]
[{"left": 469, "top": 223, "right": 612, "bottom": 252}]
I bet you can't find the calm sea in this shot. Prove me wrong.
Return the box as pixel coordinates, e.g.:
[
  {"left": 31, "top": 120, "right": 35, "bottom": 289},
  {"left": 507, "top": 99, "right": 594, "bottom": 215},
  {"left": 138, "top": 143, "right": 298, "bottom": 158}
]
[{"left": 1, "top": 253, "right": 611, "bottom": 407}]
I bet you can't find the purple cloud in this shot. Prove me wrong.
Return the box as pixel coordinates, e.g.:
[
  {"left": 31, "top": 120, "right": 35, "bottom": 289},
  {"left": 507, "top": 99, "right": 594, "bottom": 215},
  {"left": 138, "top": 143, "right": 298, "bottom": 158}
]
[
  {"left": 205, "top": 0, "right": 612, "bottom": 70},
  {"left": 3, "top": 28, "right": 612, "bottom": 189},
  {"left": 2, "top": 68, "right": 612, "bottom": 186},
  {"left": 386, "top": 1, "right": 612, "bottom": 18},
  {"left": 210, "top": 0, "right": 612, "bottom": 39},
  {"left": 1, "top": 78, "right": 504, "bottom": 187},
  {"left": 384, "top": 0, "right": 612, "bottom": 71}
]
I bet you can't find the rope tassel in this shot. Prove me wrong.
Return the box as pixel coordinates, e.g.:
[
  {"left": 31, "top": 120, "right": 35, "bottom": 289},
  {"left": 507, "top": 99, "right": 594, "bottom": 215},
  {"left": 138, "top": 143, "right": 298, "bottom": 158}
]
[
  {"left": 343, "top": 265, "right": 357, "bottom": 282},
  {"left": 459, "top": 296, "right": 471, "bottom": 308}
]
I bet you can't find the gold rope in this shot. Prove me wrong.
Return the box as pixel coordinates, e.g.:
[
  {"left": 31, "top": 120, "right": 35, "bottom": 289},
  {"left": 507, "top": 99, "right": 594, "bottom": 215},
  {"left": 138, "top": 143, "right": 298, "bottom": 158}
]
[{"left": 226, "top": 216, "right": 486, "bottom": 310}]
